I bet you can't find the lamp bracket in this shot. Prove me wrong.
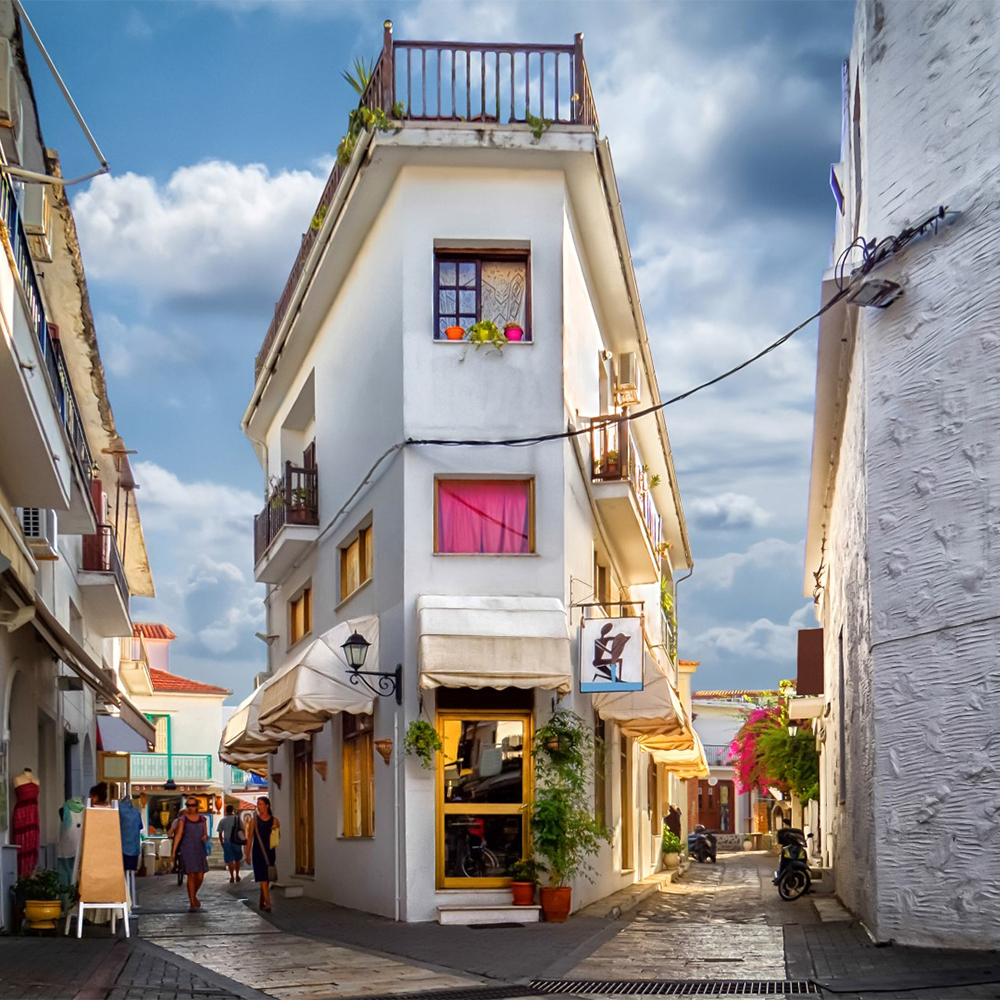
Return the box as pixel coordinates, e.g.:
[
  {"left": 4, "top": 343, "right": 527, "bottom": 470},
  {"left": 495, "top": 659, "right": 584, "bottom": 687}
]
[{"left": 348, "top": 664, "right": 402, "bottom": 705}]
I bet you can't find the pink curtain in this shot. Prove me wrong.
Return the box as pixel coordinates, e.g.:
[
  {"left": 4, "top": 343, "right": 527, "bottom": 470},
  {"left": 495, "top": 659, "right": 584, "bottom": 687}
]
[{"left": 437, "top": 481, "right": 530, "bottom": 554}]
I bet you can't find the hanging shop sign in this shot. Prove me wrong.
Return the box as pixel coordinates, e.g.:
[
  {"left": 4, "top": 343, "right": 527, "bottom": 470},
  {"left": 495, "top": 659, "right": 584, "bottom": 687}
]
[{"left": 580, "top": 617, "right": 643, "bottom": 692}]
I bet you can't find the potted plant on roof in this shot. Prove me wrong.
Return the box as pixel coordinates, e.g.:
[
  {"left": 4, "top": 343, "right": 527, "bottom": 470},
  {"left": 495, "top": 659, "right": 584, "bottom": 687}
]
[
  {"left": 15, "top": 868, "right": 74, "bottom": 931},
  {"left": 531, "top": 710, "right": 610, "bottom": 922},
  {"left": 508, "top": 858, "right": 546, "bottom": 906}
]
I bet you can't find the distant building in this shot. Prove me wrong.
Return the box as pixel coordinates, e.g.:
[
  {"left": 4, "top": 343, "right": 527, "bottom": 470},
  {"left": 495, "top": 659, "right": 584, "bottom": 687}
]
[{"left": 804, "top": 0, "right": 1000, "bottom": 949}]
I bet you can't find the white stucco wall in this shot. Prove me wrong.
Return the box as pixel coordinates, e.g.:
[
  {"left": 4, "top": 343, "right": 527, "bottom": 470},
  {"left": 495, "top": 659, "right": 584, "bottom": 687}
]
[{"left": 815, "top": 0, "right": 1000, "bottom": 948}]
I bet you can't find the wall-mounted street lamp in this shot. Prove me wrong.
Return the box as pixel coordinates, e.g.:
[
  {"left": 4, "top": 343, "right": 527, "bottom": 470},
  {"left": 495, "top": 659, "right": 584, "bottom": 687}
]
[
  {"left": 341, "top": 631, "right": 402, "bottom": 705},
  {"left": 787, "top": 722, "right": 799, "bottom": 738}
]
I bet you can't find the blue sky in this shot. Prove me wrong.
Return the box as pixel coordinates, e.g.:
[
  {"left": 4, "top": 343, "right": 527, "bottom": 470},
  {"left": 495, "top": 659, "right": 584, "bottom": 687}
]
[{"left": 24, "top": 0, "right": 855, "bottom": 698}]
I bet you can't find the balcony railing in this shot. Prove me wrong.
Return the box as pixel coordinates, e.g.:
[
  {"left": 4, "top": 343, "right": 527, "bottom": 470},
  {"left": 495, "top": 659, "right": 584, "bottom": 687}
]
[
  {"left": 82, "top": 523, "right": 130, "bottom": 601},
  {"left": 131, "top": 753, "right": 213, "bottom": 782},
  {"left": 0, "top": 171, "right": 96, "bottom": 497},
  {"left": 590, "top": 416, "right": 664, "bottom": 555},
  {"left": 702, "top": 744, "right": 734, "bottom": 768},
  {"left": 254, "top": 24, "right": 599, "bottom": 380},
  {"left": 253, "top": 462, "right": 319, "bottom": 565}
]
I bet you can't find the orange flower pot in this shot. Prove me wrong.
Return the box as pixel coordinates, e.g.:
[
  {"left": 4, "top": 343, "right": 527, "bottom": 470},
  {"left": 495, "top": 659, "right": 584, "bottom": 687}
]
[
  {"left": 511, "top": 881, "right": 535, "bottom": 906},
  {"left": 539, "top": 885, "right": 572, "bottom": 922},
  {"left": 444, "top": 326, "right": 465, "bottom": 340}
]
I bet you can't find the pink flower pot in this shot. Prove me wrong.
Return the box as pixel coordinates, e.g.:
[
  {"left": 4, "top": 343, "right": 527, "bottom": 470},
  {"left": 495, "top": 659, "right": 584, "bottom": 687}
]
[{"left": 504, "top": 326, "right": 524, "bottom": 341}]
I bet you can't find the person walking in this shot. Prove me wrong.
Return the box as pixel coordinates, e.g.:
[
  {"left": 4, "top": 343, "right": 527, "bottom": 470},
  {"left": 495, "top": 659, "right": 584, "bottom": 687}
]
[
  {"left": 170, "top": 796, "right": 209, "bottom": 911},
  {"left": 245, "top": 796, "right": 279, "bottom": 912},
  {"left": 217, "top": 805, "right": 244, "bottom": 883}
]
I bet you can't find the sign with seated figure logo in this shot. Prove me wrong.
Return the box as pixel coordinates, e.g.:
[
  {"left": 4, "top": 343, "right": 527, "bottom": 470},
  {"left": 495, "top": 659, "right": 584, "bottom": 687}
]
[{"left": 580, "top": 617, "right": 643, "bottom": 692}]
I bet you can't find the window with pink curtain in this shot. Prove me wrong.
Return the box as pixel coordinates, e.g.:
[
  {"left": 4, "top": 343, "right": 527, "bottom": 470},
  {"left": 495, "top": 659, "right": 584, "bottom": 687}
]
[{"left": 436, "top": 480, "right": 532, "bottom": 554}]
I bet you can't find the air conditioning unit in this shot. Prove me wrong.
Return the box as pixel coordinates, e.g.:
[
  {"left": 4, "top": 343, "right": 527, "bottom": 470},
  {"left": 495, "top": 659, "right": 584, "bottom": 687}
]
[
  {"left": 615, "top": 352, "right": 641, "bottom": 406},
  {"left": 24, "top": 183, "right": 53, "bottom": 261},
  {"left": 16, "top": 507, "right": 58, "bottom": 560}
]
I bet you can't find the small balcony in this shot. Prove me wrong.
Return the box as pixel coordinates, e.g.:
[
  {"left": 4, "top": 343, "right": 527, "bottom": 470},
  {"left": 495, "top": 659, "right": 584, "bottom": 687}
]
[
  {"left": 253, "top": 462, "right": 319, "bottom": 584},
  {"left": 131, "top": 753, "right": 213, "bottom": 783},
  {"left": 702, "top": 744, "right": 733, "bottom": 769},
  {"left": 79, "top": 524, "right": 131, "bottom": 637},
  {"left": 589, "top": 417, "right": 663, "bottom": 584}
]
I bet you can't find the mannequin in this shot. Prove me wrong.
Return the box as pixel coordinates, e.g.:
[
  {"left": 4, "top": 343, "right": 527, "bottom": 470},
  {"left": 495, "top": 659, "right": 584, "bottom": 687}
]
[
  {"left": 56, "top": 797, "right": 85, "bottom": 886},
  {"left": 12, "top": 768, "right": 40, "bottom": 877}
]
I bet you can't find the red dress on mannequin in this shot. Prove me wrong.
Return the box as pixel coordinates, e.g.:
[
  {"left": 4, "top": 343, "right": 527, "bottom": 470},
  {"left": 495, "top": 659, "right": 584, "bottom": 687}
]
[{"left": 12, "top": 781, "right": 40, "bottom": 877}]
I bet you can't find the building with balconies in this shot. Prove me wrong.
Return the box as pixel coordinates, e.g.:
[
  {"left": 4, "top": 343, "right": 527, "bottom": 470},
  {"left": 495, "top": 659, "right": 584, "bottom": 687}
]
[
  {"left": 0, "top": 2, "right": 156, "bottom": 927},
  {"left": 120, "top": 624, "right": 231, "bottom": 836},
  {"left": 228, "top": 23, "right": 707, "bottom": 922}
]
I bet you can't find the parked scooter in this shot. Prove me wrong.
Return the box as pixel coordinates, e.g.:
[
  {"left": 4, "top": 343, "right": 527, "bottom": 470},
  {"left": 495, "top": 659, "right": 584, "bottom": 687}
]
[
  {"left": 773, "top": 827, "right": 812, "bottom": 900},
  {"left": 689, "top": 825, "right": 717, "bottom": 864}
]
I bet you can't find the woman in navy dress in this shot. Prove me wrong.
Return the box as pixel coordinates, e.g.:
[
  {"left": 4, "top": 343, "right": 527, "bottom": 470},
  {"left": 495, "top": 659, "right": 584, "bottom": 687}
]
[
  {"left": 245, "top": 796, "right": 279, "bottom": 911},
  {"left": 170, "top": 796, "right": 209, "bottom": 911}
]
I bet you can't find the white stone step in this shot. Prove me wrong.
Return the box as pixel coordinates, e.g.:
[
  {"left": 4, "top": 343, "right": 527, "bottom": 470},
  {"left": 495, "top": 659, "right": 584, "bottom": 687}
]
[
  {"left": 437, "top": 903, "right": 541, "bottom": 925},
  {"left": 272, "top": 882, "right": 304, "bottom": 898}
]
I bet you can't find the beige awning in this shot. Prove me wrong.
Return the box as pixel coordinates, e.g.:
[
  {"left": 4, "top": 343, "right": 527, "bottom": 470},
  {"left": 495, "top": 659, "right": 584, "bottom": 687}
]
[
  {"left": 117, "top": 694, "right": 157, "bottom": 750},
  {"left": 220, "top": 686, "right": 296, "bottom": 766},
  {"left": 648, "top": 731, "right": 711, "bottom": 780},
  {"left": 593, "top": 648, "right": 687, "bottom": 740},
  {"left": 257, "top": 616, "right": 377, "bottom": 735},
  {"left": 417, "top": 596, "right": 572, "bottom": 694}
]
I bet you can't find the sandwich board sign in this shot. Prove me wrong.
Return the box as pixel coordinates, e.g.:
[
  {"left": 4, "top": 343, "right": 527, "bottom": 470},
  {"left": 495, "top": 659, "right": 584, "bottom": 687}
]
[{"left": 580, "top": 617, "right": 643, "bottom": 692}]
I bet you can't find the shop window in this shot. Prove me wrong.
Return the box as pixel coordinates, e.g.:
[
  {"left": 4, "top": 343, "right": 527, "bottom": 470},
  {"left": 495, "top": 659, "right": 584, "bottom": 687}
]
[
  {"left": 438, "top": 711, "right": 531, "bottom": 887},
  {"left": 434, "top": 252, "right": 530, "bottom": 341},
  {"left": 340, "top": 524, "right": 373, "bottom": 602},
  {"left": 435, "top": 479, "right": 533, "bottom": 554},
  {"left": 289, "top": 586, "right": 312, "bottom": 646},
  {"left": 343, "top": 713, "right": 374, "bottom": 837},
  {"left": 594, "top": 716, "right": 607, "bottom": 826}
]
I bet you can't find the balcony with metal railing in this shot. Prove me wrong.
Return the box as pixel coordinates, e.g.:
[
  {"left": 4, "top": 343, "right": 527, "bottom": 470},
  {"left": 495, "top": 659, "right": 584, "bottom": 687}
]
[
  {"left": 131, "top": 753, "right": 214, "bottom": 783},
  {"left": 589, "top": 416, "right": 664, "bottom": 584},
  {"left": 253, "top": 461, "right": 319, "bottom": 584},
  {"left": 79, "top": 523, "right": 131, "bottom": 637},
  {"left": 254, "top": 23, "right": 599, "bottom": 380},
  {"left": 702, "top": 744, "right": 734, "bottom": 769},
  {"left": 0, "top": 168, "right": 96, "bottom": 524}
]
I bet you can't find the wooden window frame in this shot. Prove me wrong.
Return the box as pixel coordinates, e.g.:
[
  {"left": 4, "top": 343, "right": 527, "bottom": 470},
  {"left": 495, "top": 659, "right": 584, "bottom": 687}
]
[
  {"left": 433, "top": 249, "right": 532, "bottom": 342},
  {"left": 433, "top": 476, "right": 536, "bottom": 555},
  {"left": 293, "top": 739, "right": 315, "bottom": 875},
  {"left": 288, "top": 585, "right": 313, "bottom": 649},
  {"left": 339, "top": 522, "right": 373, "bottom": 604},
  {"left": 436, "top": 709, "right": 533, "bottom": 889},
  {"left": 342, "top": 712, "right": 374, "bottom": 838}
]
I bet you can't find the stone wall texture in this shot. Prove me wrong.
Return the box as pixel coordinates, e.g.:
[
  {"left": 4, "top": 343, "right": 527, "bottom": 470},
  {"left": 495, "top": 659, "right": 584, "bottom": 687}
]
[{"left": 820, "top": 0, "right": 1000, "bottom": 948}]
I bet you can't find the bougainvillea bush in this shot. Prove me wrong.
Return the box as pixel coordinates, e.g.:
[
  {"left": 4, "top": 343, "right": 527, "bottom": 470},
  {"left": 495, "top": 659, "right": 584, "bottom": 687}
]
[{"left": 728, "top": 706, "right": 783, "bottom": 795}]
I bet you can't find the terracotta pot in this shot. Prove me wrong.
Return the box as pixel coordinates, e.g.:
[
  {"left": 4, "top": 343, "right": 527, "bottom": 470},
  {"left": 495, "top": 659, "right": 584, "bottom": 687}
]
[
  {"left": 511, "top": 881, "right": 535, "bottom": 906},
  {"left": 24, "top": 899, "right": 62, "bottom": 930},
  {"left": 663, "top": 852, "right": 680, "bottom": 870},
  {"left": 444, "top": 326, "right": 465, "bottom": 340},
  {"left": 539, "top": 885, "right": 572, "bottom": 922},
  {"left": 504, "top": 326, "right": 524, "bottom": 341}
]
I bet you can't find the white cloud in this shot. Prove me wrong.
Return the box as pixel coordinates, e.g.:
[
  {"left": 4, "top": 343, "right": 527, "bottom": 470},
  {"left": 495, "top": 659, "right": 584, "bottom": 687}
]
[
  {"left": 97, "top": 313, "right": 200, "bottom": 378},
  {"left": 692, "top": 602, "right": 815, "bottom": 663},
  {"left": 73, "top": 161, "right": 326, "bottom": 312},
  {"left": 125, "top": 9, "right": 153, "bottom": 39},
  {"left": 692, "top": 537, "right": 802, "bottom": 591},
  {"left": 688, "top": 491, "right": 772, "bottom": 531}
]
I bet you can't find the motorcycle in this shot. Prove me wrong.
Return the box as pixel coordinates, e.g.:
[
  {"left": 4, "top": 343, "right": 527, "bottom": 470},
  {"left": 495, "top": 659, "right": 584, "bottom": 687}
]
[
  {"left": 689, "top": 825, "right": 717, "bottom": 864},
  {"left": 773, "top": 827, "right": 812, "bottom": 901}
]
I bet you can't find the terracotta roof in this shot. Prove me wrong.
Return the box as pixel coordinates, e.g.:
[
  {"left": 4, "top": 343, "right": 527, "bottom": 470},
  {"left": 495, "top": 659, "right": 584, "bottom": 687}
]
[
  {"left": 692, "top": 690, "right": 778, "bottom": 700},
  {"left": 149, "top": 667, "right": 230, "bottom": 696},
  {"left": 133, "top": 623, "right": 176, "bottom": 641}
]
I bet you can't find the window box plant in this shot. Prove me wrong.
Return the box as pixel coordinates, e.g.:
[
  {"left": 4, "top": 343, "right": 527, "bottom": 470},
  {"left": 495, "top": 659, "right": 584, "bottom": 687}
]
[
  {"left": 504, "top": 322, "right": 525, "bottom": 342},
  {"left": 403, "top": 720, "right": 444, "bottom": 769},
  {"left": 444, "top": 325, "right": 465, "bottom": 340},
  {"left": 15, "top": 869, "right": 74, "bottom": 930},
  {"left": 508, "top": 858, "right": 546, "bottom": 906},
  {"left": 661, "top": 827, "right": 683, "bottom": 871},
  {"left": 467, "top": 319, "right": 505, "bottom": 354}
]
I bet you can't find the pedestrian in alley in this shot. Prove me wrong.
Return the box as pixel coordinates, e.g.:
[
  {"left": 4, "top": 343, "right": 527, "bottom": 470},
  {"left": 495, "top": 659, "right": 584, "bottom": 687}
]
[
  {"left": 217, "top": 804, "right": 244, "bottom": 883},
  {"left": 170, "top": 795, "right": 209, "bottom": 912},
  {"left": 245, "top": 796, "right": 279, "bottom": 912}
]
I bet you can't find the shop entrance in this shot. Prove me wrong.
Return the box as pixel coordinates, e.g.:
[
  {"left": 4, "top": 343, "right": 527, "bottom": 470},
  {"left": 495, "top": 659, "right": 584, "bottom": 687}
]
[
  {"left": 437, "top": 710, "right": 531, "bottom": 888},
  {"left": 698, "top": 779, "right": 735, "bottom": 832}
]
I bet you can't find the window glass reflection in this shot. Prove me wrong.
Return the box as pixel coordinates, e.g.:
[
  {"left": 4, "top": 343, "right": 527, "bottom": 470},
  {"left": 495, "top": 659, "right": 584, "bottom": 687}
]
[
  {"left": 442, "top": 719, "right": 524, "bottom": 804},
  {"left": 443, "top": 814, "right": 523, "bottom": 879}
]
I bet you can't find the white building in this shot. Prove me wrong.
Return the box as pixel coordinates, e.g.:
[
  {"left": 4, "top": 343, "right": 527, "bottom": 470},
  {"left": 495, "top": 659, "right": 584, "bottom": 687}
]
[
  {"left": 226, "top": 25, "right": 707, "bottom": 922},
  {"left": 0, "top": 2, "right": 155, "bottom": 928},
  {"left": 120, "top": 624, "right": 230, "bottom": 836},
  {"left": 804, "top": 0, "right": 1000, "bottom": 949}
]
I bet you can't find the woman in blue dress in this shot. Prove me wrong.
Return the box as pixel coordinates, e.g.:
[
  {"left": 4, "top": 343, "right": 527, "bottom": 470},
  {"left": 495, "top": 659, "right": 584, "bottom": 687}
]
[
  {"left": 170, "top": 796, "right": 209, "bottom": 911},
  {"left": 244, "top": 796, "right": 279, "bottom": 911}
]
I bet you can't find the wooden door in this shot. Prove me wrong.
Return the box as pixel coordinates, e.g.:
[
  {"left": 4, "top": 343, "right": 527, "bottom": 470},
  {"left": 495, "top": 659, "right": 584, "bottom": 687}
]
[
  {"left": 293, "top": 740, "right": 314, "bottom": 875},
  {"left": 698, "top": 780, "right": 720, "bottom": 831}
]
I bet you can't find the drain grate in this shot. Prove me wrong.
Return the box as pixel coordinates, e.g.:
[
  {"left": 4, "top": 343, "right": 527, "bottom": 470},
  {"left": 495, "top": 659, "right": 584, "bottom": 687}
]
[{"left": 529, "top": 981, "right": 820, "bottom": 997}]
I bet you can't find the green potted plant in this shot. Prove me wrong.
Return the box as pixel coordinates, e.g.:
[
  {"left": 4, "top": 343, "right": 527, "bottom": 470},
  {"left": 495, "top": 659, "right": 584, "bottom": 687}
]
[
  {"left": 467, "top": 319, "right": 505, "bottom": 353},
  {"left": 508, "top": 858, "right": 546, "bottom": 906},
  {"left": 661, "top": 827, "right": 683, "bottom": 871},
  {"left": 531, "top": 711, "right": 610, "bottom": 922},
  {"left": 403, "top": 720, "right": 444, "bottom": 769},
  {"left": 503, "top": 322, "right": 525, "bottom": 342},
  {"left": 15, "top": 869, "right": 73, "bottom": 931}
]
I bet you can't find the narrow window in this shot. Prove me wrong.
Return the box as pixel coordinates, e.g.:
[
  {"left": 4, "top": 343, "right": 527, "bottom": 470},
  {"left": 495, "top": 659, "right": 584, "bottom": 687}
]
[
  {"left": 343, "top": 713, "right": 374, "bottom": 837},
  {"left": 594, "top": 716, "right": 607, "bottom": 826},
  {"left": 434, "top": 252, "right": 530, "bottom": 341},
  {"left": 340, "top": 525, "right": 373, "bottom": 602},
  {"left": 435, "top": 479, "right": 533, "bottom": 554},
  {"left": 289, "top": 586, "right": 312, "bottom": 646}
]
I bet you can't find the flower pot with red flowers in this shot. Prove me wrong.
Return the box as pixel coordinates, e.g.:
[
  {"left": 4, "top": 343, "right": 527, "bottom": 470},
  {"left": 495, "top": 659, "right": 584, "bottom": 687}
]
[
  {"left": 504, "top": 323, "right": 525, "bottom": 342},
  {"left": 444, "top": 325, "right": 465, "bottom": 341},
  {"left": 508, "top": 858, "right": 545, "bottom": 906}
]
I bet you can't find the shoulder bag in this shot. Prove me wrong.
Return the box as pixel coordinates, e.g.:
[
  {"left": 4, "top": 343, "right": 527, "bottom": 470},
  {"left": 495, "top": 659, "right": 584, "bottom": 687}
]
[{"left": 253, "top": 820, "right": 278, "bottom": 883}]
